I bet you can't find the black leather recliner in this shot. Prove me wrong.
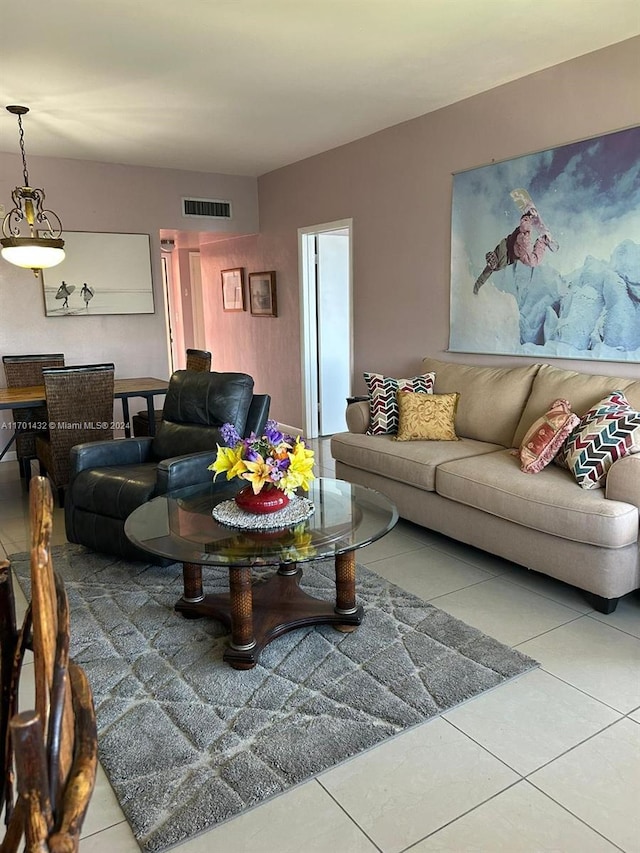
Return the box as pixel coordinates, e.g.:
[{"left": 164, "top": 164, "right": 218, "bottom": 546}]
[{"left": 65, "top": 370, "right": 270, "bottom": 563}]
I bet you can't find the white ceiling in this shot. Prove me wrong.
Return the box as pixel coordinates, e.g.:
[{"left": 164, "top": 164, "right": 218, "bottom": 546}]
[{"left": 1, "top": 1, "right": 638, "bottom": 178}]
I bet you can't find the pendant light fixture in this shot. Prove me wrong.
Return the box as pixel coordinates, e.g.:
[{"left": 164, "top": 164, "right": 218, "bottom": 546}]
[{"left": 1, "top": 105, "right": 65, "bottom": 276}]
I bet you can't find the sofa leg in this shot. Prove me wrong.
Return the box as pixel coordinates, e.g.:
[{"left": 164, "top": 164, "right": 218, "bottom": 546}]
[{"left": 582, "top": 591, "right": 619, "bottom": 614}]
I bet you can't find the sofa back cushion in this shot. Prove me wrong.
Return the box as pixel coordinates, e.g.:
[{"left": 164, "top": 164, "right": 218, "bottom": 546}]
[
  {"left": 512, "top": 363, "right": 640, "bottom": 448},
  {"left": 421, "top": 358, "right": 540, "bottom": 447},
  {"left": 152, "top": 370, "right": 254, "bottom": 461}
]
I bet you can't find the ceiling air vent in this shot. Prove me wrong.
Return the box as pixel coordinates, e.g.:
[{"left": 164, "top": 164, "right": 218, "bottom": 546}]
[{"left": 182, "top": 197, "right": 232, "bottom": 219}]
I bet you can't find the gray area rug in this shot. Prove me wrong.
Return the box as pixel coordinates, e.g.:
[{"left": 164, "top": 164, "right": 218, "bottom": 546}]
[{"left": 11, "top": 545, "right": 538, "bottom": 852}]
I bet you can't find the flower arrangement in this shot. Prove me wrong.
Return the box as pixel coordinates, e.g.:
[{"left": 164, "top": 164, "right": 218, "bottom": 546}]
[
  {"left": 215, "top": 523, "right": 317, "bottom": 562},
  {"left": 209, "top": 420, "right": 315, "bottom": 497}
]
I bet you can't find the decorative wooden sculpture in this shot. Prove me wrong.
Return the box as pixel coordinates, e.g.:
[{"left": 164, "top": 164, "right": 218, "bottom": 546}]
[{"left": 0, "top": 477, "right": 98, "bottom": 852}]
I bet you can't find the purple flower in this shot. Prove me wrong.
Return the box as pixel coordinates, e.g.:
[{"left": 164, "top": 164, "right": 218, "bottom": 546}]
[
  {"left": 220, "top": 422, "right": 241, "bottom": 447},
  {"left": 264, "top": 419, "right": 285, "bottom": 445}
]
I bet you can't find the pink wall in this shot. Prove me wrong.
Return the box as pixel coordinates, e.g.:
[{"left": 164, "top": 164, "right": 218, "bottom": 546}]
[
  {"left": 198, "top": 235, "right": 292, "bottom": 410},
  {"left": 248, "top": 37, "right": 639, "bottom": 428},
  {"left": 0, "top": 154, "right": 258, "bottom": 433}
]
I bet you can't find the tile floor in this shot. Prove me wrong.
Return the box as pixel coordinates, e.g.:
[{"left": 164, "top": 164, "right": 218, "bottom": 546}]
[{"left": 1, "top": 440, "right": 639, "bottom": 853}]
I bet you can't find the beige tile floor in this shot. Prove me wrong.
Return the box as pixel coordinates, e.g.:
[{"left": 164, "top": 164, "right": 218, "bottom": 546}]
[{"left": 1, "top": 440, "right": 639, "bottom": 853}]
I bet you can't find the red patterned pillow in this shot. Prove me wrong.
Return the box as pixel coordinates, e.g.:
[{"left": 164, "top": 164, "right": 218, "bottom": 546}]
[
  {"left": 518, "top": 399, "right": 580, "bottom": 474},
  {"left": 364, "top": 372, "right": 435, "bottom": 435}
]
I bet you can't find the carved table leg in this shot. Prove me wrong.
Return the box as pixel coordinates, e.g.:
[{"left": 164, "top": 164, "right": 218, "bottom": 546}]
[
  {"left": 228, "top": 566, "right": 256, "bottom": 652},
  {"left": 334, "top": 551, "right": 359, "bottom": 632},
  {"left": 182, "top": 562, "right": 204, "bottom": 602}
]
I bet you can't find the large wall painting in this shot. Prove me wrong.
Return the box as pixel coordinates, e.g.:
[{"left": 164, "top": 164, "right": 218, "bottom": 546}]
[
  {"left": 41, "top": 231, "right": 155, "bottom": 316},
  {"left": 449, "top": 126, "right": 640, "bottom": 362}
]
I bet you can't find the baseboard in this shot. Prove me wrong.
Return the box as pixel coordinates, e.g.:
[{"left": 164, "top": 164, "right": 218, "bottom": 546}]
[{"left": 277, "top": 422, "right": 303, "bottom": 437}]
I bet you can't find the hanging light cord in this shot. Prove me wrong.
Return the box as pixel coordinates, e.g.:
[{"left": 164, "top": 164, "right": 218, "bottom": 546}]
[{"left": 16, "top": 111, "right": 30, "bottom": 188}]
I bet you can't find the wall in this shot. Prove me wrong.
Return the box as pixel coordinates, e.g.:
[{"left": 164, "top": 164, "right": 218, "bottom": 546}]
[
  {"left": 250, "top": 36, "right": 639, "bottom": 430},
  {"left": 0, "top": 154, "right": 258, "bottom": 434},
  {"left": 2, "top": 38, "right": 637, "bottom": 438},
  {"left": 198, "top": 234, "right": 286, "bottom": 399}
]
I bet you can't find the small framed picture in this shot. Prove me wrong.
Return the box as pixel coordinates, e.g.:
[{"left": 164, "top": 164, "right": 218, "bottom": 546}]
[
  {"left": 249, "top": 271, "right": 277, "bottom": 317},
  {"left": 221, "top": 267, "right": 245, "bottom": 312}
]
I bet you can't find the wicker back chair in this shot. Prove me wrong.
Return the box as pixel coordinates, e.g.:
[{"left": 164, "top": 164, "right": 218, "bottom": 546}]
[
  {"left": 184, "top": 348, "right": 212, "bottom": 372},
  {"left": 132, "top": 348, "right": 212, "bottom": 437},
  {"left": 1, "top": 477, "right": 98, "bottom": 853},
  {"left": 35, "top": 364, "right": 115, "bottom": 507},
  {"left": 2, "top": 354, "right": 66, "bottom": 480}
]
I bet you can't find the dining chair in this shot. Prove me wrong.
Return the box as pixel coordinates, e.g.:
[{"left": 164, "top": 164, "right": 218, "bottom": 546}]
[
  {"left": 35, "top": 364, "right": 116, "bottom": 507},
  {"left": 1, "top": 476, "right": 98, "bottom": 853},
  {"left": 132, "top": 348, "right": 212, "bottom": 437},
  {"left": 2, "top": 354, "right": 65, "bottom": 480}
]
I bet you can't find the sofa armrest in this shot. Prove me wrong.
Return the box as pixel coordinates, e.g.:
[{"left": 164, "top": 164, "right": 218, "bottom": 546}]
[
  {"left": 346, "top": 401, "right": 370, "bottom": 434},
  {"left": 605, "top": 454, "right": 640, "bottom": 509},
  {"left": 156, "top": 450, "right": 217, "bottom": 493},
  {"left": 69, "top": 437, "right": 154, "bottom": 477}
]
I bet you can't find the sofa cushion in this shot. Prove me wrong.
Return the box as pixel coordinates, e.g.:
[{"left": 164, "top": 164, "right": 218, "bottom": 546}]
[
  {"left": 562, "top": 391, "right": 640, "bottom": 489},
  {"left": 395, "top": 392, "right": 460, "bottom": 441},
  {"left": 364, "top": 372, "right": 435, "bottom": 435},
  {"left": 512, "top": 363, "right": 640, "bottom": 448},
  {"left": 331, "top": 432, "right": 502, "bottom": 492},
  {"left": 518, "top": 398, "right": 580, "bottom": 474},
  {"left": 421, "top": 358, "right": 539, "bottom": 447},
  {"left": 435, "top": 449, "right": 638, "bottom": 548}
]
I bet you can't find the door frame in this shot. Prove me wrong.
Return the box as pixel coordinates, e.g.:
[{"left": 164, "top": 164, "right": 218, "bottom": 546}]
[
  {"left": 160, "top": 252, "right": 181, "bottom": 374},
  {"left": 189, "top": 251, "right": 206, "bottom": 351},
  {"left": 298, "top": 218, "right": 353, "bottom": 438}
]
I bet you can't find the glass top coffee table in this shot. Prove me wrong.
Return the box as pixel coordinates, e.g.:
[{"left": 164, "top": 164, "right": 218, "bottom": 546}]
[{"left": 125, "top": 477, "right": 398, "bottom": 669}]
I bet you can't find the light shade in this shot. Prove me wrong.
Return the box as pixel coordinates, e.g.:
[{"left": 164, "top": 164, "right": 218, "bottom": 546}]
[
  {"left": 1, "top": 105, "right": 65, "bottom": 275},
  {"left": 0, "top": 236, "right": 66, "bottom": 270}
]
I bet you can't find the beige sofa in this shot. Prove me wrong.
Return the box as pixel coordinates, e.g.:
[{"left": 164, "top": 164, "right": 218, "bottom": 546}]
[{"left": 331, "top": 357, "right": 640, "bottom": 613}]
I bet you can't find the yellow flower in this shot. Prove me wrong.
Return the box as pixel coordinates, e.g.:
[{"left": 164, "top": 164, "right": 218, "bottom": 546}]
[
  {"left": 242, "top": 454, "right": 274, "bottom": 494},
  {"left": 280, "top": 439, "right": 315, "bottom": 496},
  {"left": 209, "top": 445, "right": 246, "bottom": 481}
]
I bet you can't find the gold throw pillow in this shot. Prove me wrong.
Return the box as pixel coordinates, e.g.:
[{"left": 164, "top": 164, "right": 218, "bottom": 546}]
[{"left": 395, "top": 391, "right": 460, "bottom": 441}]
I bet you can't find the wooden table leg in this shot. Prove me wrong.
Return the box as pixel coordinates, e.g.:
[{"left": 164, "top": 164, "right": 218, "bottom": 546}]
[
  {"left": 334, "top": 551, "right": 359, "bottom": 632},
  {"left": 182, "top": 562, "right": 204, "bottom": 602},
  {"left": 228, "top": 566, "right": 256, "bottom": 652}
]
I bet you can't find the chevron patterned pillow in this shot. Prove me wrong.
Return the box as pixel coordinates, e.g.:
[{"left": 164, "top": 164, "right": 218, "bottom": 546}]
[
  {"left": 564, "top": 391, "right": 640, "bottom": 489},
  {"left": 364, "top": 372, "right": 435, "bottom": 435}
]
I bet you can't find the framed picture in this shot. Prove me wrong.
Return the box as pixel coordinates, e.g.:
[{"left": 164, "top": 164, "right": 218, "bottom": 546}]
[
  {"left": 41, "top": 231, "right": 155, "bottom": 316},
  {"left": 449, "top": 125, "right": 640, "bottom": 362},
  {"left": 221, "top": 267, "right": 245, "bottom": 312},
  {"left": 249, "top": 271, "right": 277, "bottom": 317}
]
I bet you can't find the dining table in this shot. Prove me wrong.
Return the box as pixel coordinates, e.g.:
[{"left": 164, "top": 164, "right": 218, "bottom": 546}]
[{"left": 0, "top": 376, "right": 169, "bottom": 462}]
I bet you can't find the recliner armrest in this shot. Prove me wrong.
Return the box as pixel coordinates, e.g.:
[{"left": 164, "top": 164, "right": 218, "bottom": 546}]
[
  {"left": 156, "top": 450, "right": 218, "bottom": 493},
  {"left": 69, "top": 437, "right": 154, "bottom": 478}
]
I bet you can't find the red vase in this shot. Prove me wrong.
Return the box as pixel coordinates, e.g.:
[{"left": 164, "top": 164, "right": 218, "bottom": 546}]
[{"left": 234, "top": 484, "right": 290, "bottom": 514}]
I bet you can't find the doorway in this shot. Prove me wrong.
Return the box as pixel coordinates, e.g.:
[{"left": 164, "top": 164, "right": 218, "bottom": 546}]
[{"left": 299, "top": 219, "right": 352, "bottom": 438}]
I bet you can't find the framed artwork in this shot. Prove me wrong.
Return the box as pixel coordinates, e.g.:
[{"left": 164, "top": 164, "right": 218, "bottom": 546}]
[
  {"left": 249, "top": 271, "right": 277, "bottom": 317},
  {"left": 449, "top": 125, "right": 640, "bottom": 362},
  {"left": 41, "top": 231, "right": 155, "bottom": 316},
  {"left": 221, "top": 267, "right": 245, "bottom": 312}
]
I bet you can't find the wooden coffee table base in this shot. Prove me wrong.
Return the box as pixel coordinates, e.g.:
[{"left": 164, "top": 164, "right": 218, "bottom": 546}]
[{"left": 174, "top": 552, "right": 363, "bottom": 670}]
